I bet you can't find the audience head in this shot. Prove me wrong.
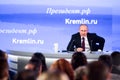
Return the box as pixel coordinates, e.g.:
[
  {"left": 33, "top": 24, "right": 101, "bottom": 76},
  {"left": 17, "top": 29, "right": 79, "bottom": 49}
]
[
  {"left": 74, "top": 66, "right": 88, "bottom": 80},
  {"left": 25, "top": 59, "right": 42, "bottom": 76},
  {"left": 14, "top": 69, "right": 36, "bottom": 80},
  {"left": 87, "top": 61, "right": 109, "bottom": 80},
  {"left": 0, "top": 50, "right": 9, "bottom": 80},
  {"left": 0, "top": 59, "right": 9, "bottom": 80},
  {"left": 98, "top": 54, "right": 112, "bottom": 72},
  {"left": 0, "top": 50, "right": 8, "bottom": 60},
  {"left": 38, "top": 70, "right": 69, "bottom": 80},
  {"left": 49, "top": 58, "right": 74, "bottom": 80},
  {"left": 31, "top": 52, "right": 47, "bottom": 72},
  {"left": 71, "top": 52, "right": 87, "bottom": 70},
  {"left": 111, "top": 51, "right": 120, "bottom": 66},
  {"left": 79, "top": 24, "right": 88, "bottom": 37}
]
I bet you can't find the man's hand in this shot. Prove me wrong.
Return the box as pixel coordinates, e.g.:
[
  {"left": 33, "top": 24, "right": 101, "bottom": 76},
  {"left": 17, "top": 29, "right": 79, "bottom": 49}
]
[{"left": 76, "top": 48, "right": 83, "bottom": 52}]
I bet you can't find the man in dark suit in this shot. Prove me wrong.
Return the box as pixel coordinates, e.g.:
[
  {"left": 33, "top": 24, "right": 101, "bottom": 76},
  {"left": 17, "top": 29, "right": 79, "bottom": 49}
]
[{"left": 67, "top": 24, "right": 105, "bottom": 52}]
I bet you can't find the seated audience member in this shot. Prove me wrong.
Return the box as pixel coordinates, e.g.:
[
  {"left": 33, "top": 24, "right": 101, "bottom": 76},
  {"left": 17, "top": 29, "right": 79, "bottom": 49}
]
[
  {"left": 67, "top": 24, "right": 105, "bottom": 52},
  {"left": 0, "top": 59, "right": 9, "bottom": 80},
  {"left": 0, "top": 50, "right": 8, "bottom": 59},
  {"left": 24, "top": 58, "right": 42, "bottom": 77},
  {"left": 0, "top": 50, "right": 15, "bottom": 80},
  {"left": 87, "top": 61, "right": 109, "bottom": 80},
  {"left": 71, "top": 52, "right": 87, "bottom": 70},
  {"left": 74, "top": 66, "right": 88, "bottom": 80},
  {"left": 14, "top": 69, "right": 36, "bottom": 80},
  {"left": 31, "top": 52, "right": 47, "bottom": 72},
  {"left": 98, "top": 54, "right": 120, "bottom": 80},
  {"left": 98, "top": 55, "right": 113, "bottom": 72},
  {"left": 49, "top": 58, "right": 74, "bottom": 80},
  {"left": 111, "top": 51, "right": 120, "bottom": 75},
  {"left": 38, "top": 70, "right": 69, "bottom": 80}
]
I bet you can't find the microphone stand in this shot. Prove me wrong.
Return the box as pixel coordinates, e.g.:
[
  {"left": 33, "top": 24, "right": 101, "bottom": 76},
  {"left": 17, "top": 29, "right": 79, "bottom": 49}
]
[{"left": 68, "top": 40, "right": 75, "bottom": 53}]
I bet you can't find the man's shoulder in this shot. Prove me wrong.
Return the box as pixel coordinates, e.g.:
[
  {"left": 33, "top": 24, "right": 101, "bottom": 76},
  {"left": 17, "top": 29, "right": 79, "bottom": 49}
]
[
  {"left": 88, "top": 33, "right": 97, "bottom": 36},
  {"left": 72, "top": 32, "right": 80, "bottom": 37},
  {"left": 88, "top": 33, "right": 105, "bottom": 40}
]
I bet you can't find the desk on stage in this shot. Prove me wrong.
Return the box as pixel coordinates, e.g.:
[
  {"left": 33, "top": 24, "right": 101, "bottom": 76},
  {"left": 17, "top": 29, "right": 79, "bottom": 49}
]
[{"left": 7, "top": 50, "right": 111, "bottom": 72}]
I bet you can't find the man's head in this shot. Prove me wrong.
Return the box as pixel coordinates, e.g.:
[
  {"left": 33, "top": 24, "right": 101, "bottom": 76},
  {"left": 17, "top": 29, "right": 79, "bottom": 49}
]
[
  {"left": 111, "top": 51, "right": 120, "bottom": 66},
  {"left": 71, "top": 52, "right": 87, "bottom": 70},
  {"left": 79, "top": 24, "right": 88, "bottom": 37},
  {"left": 87, "top": 61, "right": 109, "bottom": 80},
  {"left": 98, "top": 55, "right": 113, "bottom": 72}
]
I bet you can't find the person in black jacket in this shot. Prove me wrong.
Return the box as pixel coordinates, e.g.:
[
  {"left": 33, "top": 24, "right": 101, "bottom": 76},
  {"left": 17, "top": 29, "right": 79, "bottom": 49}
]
[{"left": 67, "top": 24, "right": 105, "bottom": 52}]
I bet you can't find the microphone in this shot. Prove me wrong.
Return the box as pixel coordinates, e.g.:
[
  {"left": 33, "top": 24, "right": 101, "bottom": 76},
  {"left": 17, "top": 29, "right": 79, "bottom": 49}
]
[
  {"left": 90, "top": 40, "right": 93, "bottom": 53},
  {"left": 67, "top": 40, "right": 75, "bottom": 52}
]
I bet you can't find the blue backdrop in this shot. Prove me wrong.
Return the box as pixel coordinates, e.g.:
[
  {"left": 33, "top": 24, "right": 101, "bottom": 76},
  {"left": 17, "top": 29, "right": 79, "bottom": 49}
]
[{"left": 0, "top": 0, "right": 119, "bottom": 52}]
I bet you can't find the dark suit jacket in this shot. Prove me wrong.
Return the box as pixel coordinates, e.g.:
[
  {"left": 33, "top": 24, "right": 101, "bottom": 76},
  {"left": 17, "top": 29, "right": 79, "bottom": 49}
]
[{"left": 67, "top": 32, "right": 105, "bottom": 51}]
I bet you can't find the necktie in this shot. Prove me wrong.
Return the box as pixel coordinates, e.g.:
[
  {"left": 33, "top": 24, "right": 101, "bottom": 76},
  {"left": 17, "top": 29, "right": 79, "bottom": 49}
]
[{"left": 82, "top": 37, "right": 85, "bottom": 51}]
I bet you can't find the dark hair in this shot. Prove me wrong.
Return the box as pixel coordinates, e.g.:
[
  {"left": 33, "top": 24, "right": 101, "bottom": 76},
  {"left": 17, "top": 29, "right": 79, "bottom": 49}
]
[
  {"left": 87, "top": 61, "right": 108, "bottom": 80},
  {"left": 0, "top": 50, "right": 9, "bottom": 79},
  {"left": 71, "top": 52, "right": 87, "bottom": 70},
  {"left": 31, "top": 52, "right": 47, "bottom": 72},
  {"left": 14, "top": 69, "right": 36, "bottom": 80},
  {"left": 28, "top": 59, "right": 42, "bottom": 71},
  {"left": 111, "top": 51, "right": 120, "bottom": 66},
  {"left": 98, "top": 55, "right": 112, "bottom": 71},
  {"left": 0, "top": 50, "right": 7, "bottom": 60},
  {"left": 0, "top": 59, "right": 9, "bottom": 79}
]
